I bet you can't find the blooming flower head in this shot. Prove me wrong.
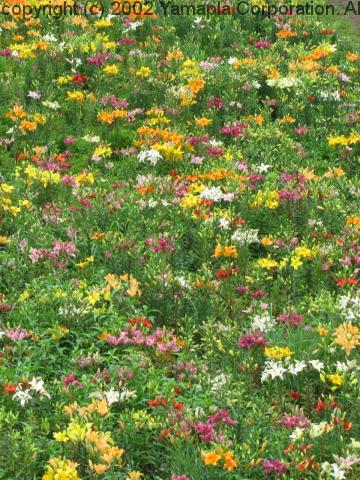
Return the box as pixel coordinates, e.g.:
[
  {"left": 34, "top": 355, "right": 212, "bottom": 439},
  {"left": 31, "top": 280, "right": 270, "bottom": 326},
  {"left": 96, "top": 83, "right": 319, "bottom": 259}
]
[
  {"left": 262, "top": 459, "right": 287, "bottom": 475},
  {"left": 67, "top": 91, "right": 84, "bottom": 102},
  {"left": 187, "top": 78, "right": 205, "bottom": 93},
  {"left": 136, "top": 66, "right": 151, "bottom": 77},
  {"left": 103, "top": 64, "right": 119, "bottom": 75},
  {"left": 238, "top": 331, "right": 267, "bottom": 349},
  {"left": 126, "top": 472, "right": 144, "bottom": 480},
  {"left": 265, "top": 346, "right": 294, "bottom": 360},
  {"left": 213, "top": 245, "right": 238, "bottom": 258},
  {"left": 261, "top": 361, "right": 287, "bottom": 382},
  {"left": 328, "top": 373, "right": 344, "bottom": 387},
  {"left": 333, "top": 323, "right": 360, "bottom": 355},
  {"left": 201, "top": 449, "right": 238, "bottom": 470},
  {"left": 223, "top": 451, "right": 238, "bottom": 471},
  {"left": 202, "top": 450, "right": 221, "bottom": 466},
  {"left": 278, "top": 413, "right": 310, "bottom": 429},
  {"left": 13, "top": 387, "right": 32, "bottom": 406},
  {"left": 5, "top": 327, "right": 30, "bottom": 341},
  {"left": 277, "top": 311, "right": 303, "bottom": 327},
  {"left": 42, "top": 457, "right": 80, "bottom": 480},
  {"left": 251, "top": 313, "right": 275, "bottom": 333},
  {"left": 138, "top": 149, "right": 162, "bottom": 166}
]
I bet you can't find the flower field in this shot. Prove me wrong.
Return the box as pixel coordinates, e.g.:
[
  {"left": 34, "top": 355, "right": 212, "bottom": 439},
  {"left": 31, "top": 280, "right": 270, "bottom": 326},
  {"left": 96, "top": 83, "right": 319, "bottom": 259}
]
[{"left": 0, "top": 1, "right": 359, "bottom": 479}]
